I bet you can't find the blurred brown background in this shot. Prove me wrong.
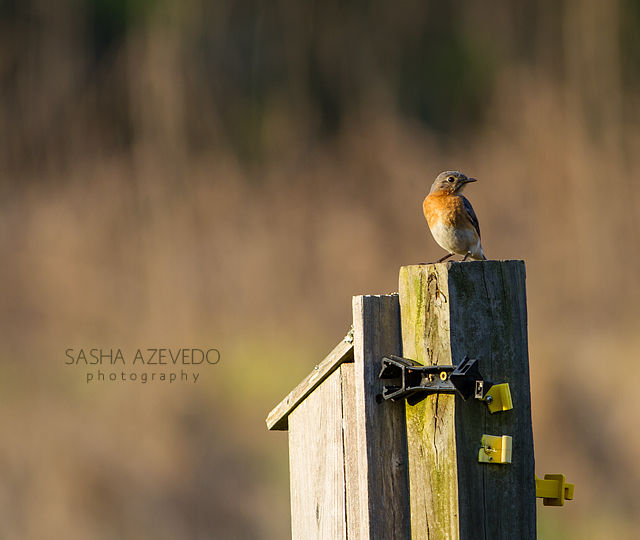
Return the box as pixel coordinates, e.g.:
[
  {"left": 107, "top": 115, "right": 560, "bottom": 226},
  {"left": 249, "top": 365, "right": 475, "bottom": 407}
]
[{"left": 1, "top": 0, "right": 639, "bottom": 538}]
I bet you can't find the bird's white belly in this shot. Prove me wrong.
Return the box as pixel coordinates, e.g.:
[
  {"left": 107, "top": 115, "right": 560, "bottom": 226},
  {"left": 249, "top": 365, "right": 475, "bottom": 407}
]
[{"left": 429, "top": 222, "right": 479, "bottom": 256}]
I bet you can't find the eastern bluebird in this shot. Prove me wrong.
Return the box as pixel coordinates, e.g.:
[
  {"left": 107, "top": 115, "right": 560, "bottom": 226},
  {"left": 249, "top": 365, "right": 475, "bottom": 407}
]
[{"left": 423, "top": 170, "right": 487, "bottom": 262}]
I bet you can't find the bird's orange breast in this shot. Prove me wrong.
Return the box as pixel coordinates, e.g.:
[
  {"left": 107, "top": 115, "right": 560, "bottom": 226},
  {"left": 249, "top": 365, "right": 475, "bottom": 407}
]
[{"left": 423, "top": 191, "right": 467, "bottom": 228}]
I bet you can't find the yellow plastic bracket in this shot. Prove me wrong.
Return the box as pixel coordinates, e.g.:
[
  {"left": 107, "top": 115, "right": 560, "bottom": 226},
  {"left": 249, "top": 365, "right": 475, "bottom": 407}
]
[
  {"left": 478, "top": 434, "right": 512, "bottom": 464},
  {"left": 483, "top": 383, "right": 513, "bottom": 413},
  {"left": 535, "top": 474, "right": 575, "bottom": 506}
]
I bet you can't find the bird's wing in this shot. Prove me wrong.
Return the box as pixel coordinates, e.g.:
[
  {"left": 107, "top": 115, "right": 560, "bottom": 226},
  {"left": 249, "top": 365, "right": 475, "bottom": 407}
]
[{"left": 461, "top": 195, "right": 481, "bottom": 238}]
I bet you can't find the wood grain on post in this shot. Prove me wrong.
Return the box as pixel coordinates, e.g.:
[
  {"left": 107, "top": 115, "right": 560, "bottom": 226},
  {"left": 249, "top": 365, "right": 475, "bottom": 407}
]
[{"left": 399, "top": 261, "right": 536, "bottom": 540}]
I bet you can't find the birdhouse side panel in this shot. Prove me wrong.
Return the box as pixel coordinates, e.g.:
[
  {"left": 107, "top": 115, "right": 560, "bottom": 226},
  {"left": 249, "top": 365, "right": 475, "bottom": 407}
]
[{"left": 288, "top": 368, "right": 348, "bottom": 540}]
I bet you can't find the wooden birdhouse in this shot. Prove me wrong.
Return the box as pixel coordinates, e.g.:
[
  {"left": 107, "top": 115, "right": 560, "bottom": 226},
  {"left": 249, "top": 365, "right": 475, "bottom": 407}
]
[{"left": 267, "top": 261, "right": 571, "bottom": 539}]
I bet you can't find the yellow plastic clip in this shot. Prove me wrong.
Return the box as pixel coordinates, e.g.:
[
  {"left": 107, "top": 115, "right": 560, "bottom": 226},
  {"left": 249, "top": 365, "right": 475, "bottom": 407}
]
[
  {"left": 478, "top": 434, "right": 512, "bottom": 464},
  {"left": 483, "top": 383, "right": 513, "bottom": 413},
  {"left": 535, "top": 474, "right": 575, "bottom": 506}
]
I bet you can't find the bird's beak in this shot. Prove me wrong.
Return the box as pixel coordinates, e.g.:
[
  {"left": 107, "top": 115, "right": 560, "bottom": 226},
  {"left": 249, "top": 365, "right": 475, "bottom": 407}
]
[{"left": 465, "top": 177, "right": 477, "bottom": 183}]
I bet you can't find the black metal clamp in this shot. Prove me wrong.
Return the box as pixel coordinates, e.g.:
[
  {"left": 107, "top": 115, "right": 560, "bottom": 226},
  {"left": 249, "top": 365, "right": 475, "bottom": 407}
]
[{"left": 378, "top": 355, "right": 495, "bottom": 406}]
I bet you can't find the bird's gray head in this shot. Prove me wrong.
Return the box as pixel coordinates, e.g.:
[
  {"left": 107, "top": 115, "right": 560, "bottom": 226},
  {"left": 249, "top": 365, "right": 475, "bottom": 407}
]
[{"left": 430, "top": 171, "right": 477, "bottom": 194}]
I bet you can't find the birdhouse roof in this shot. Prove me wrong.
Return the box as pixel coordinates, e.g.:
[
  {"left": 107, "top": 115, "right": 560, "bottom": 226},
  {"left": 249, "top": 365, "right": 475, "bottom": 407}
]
[{"left": 266, "top": 337, "right": 354, "bottom": 431}]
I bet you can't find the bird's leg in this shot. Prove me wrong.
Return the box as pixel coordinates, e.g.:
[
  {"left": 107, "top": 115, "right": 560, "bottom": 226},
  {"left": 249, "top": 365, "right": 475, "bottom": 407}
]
[
  {"left": 462, "top": 252, "right": 470, "bottom": 261},
  {"left": 437, "top": 253, "right": 454, "bottom": 263}
]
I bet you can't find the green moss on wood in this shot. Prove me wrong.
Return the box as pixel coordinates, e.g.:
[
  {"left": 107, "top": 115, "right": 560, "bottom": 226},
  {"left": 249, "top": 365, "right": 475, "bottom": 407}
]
[
  {"left": 400, "top": 264, "right": 459, "bottom": 539},
  {"left": 399, "top": 261, "right": 535, "bottom": 540}
]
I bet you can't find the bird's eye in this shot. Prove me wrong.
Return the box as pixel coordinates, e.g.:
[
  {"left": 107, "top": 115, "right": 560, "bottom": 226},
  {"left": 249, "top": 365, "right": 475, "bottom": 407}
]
[{"left": 447, "top": 176, "right": 455, "bottom": 183}]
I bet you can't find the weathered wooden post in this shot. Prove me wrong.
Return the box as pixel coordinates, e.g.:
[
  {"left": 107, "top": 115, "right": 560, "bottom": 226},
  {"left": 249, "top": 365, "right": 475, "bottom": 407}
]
[
  {"left": 399, "top": 261, "right": 536, "bottom": 539},
  {"left": 267, "top": 261, "right": 537, "bottom": 539}
]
